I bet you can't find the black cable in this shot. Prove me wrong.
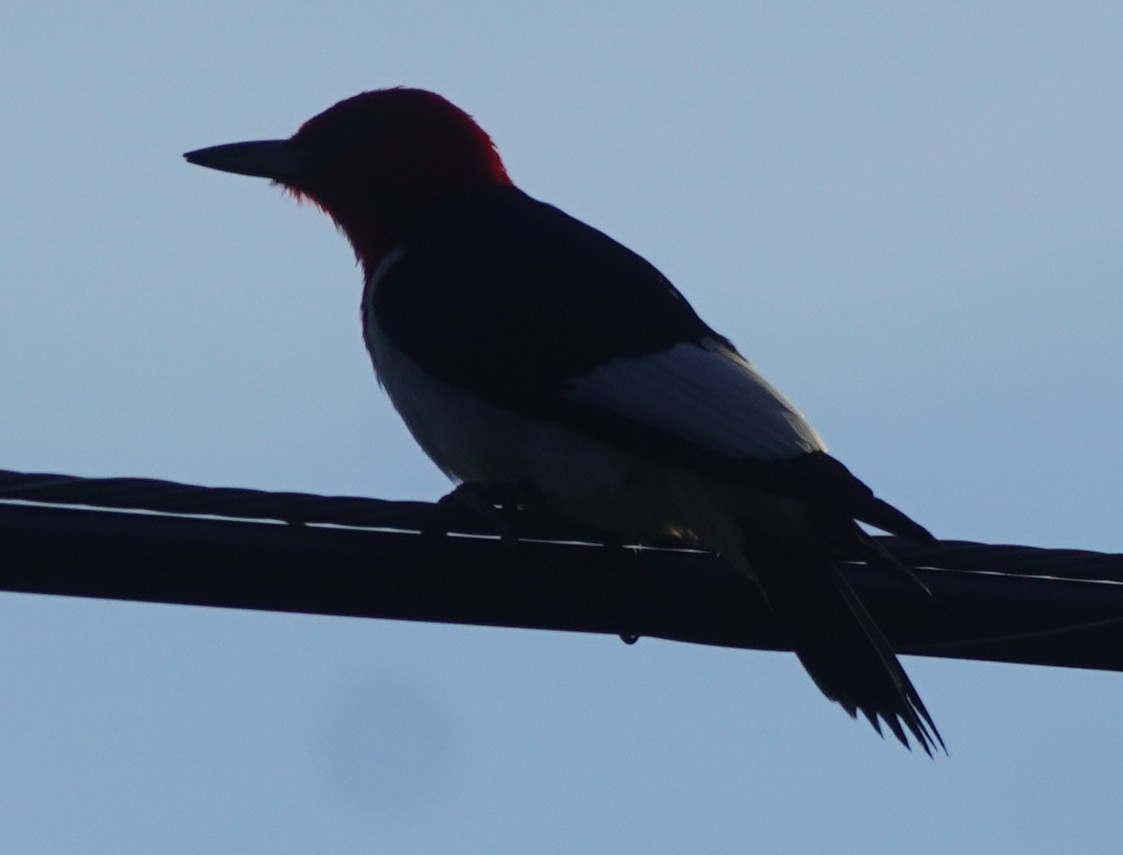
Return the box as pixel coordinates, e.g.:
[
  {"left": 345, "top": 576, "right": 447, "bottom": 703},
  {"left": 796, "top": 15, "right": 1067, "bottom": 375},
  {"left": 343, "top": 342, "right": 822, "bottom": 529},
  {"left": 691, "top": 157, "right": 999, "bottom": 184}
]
[
  {"left": 3, "top": 467, "right": 1123, "bottom": 673},
  {"left": 3, "top": 467, "right": 1121, "bottom": 584}
]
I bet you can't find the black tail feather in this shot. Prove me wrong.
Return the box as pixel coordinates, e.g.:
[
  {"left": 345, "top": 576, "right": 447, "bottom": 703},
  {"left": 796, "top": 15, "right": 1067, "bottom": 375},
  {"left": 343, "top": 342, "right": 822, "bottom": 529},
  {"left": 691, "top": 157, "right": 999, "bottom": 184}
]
[
  {"left": 858, "top": 496, "right": 936, "bottom": 545},
  {"left": 746, "top": 540, "right": 944, "bottom": 755}
]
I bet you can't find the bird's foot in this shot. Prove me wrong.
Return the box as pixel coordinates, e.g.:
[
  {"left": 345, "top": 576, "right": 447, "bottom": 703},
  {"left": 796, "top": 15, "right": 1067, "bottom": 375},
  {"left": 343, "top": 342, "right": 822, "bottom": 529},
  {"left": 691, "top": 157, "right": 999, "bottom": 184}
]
[
  {"left": 437, "top": 482, "right": 524, "bottom": 533},
  {"left": 436, "top": 482, "right": 525, "bottom": 568}
]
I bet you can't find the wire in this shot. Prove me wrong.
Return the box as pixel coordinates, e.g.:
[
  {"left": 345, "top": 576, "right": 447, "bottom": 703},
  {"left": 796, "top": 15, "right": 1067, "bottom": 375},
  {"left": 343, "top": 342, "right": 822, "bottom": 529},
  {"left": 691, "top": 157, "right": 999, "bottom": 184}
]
[{"left": 3, "top": 467, "right": 1122, "bottom": 585}]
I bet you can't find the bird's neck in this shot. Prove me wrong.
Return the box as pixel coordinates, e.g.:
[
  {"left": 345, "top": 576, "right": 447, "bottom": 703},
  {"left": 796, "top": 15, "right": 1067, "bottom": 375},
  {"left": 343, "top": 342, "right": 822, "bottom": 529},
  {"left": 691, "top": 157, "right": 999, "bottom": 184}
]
[{"left": 336, "top": 181, "right": 513, "bottom": 278}]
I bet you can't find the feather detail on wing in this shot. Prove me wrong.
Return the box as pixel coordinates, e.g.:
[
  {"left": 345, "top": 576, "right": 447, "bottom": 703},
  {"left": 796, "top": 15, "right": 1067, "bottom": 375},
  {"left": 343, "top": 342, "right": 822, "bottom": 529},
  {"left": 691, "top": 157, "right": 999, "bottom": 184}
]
[
  {"left": 559, "top": 337, "right": 933, "bottom": 543},
  {"left": 563, "top": 338, "right": 825, "bottom": 462}
]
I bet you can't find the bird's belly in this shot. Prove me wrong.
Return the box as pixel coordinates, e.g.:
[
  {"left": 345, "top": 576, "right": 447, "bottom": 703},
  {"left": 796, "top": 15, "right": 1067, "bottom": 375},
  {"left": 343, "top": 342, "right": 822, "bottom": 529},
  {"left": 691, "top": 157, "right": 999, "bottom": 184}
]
[{"left": 367, "top": 324, "right": 701, "bottom": 538}]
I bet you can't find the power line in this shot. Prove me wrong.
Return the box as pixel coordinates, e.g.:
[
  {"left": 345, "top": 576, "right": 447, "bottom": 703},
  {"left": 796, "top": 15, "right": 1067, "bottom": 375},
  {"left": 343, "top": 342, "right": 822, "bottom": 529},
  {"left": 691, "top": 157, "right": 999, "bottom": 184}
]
[{"left": 2, "top": 468, "right": 1122, "bottom": 672}]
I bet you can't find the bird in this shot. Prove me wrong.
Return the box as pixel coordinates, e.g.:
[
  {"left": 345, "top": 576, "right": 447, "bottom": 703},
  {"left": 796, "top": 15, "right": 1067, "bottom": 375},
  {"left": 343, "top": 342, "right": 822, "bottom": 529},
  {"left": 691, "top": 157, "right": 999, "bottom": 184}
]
[{"left": 185, "top": 87, "right": 943, "bottom": 753}]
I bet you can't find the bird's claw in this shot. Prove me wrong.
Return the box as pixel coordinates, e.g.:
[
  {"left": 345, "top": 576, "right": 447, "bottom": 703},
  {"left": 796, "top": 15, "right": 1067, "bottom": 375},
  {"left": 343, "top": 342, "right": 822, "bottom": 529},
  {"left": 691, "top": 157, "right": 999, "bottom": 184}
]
[{"left": 437, "top": 482, "right": 524, "bottom": 568}]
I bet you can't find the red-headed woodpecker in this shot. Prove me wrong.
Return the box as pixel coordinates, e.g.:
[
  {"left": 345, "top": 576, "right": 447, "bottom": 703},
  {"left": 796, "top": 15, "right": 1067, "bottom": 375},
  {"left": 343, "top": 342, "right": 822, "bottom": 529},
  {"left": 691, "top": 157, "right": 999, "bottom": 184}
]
[{"left": 185, "top": 88, "right": 943, "bottom": 753}]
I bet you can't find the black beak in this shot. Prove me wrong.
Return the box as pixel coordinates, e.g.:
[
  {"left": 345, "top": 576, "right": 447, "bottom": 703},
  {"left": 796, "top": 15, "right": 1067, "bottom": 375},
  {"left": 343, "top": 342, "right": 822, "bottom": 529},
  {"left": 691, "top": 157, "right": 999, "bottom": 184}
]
[{"left": 183, "top": 140, "right": 310, "bottom": 182}]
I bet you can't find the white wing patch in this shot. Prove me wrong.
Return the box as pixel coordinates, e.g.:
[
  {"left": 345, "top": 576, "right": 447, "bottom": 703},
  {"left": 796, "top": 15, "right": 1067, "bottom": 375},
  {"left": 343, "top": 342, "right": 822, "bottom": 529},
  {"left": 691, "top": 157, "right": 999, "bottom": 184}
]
[{"left": 564, "top": 339, "right": 826, "bottom": 461}]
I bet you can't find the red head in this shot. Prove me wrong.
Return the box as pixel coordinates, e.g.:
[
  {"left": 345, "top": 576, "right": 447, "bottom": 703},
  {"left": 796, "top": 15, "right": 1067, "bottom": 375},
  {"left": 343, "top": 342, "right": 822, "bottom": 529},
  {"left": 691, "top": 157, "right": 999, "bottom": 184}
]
[{"left": 185, "top": 88, "right": 512, "bottom": 272}]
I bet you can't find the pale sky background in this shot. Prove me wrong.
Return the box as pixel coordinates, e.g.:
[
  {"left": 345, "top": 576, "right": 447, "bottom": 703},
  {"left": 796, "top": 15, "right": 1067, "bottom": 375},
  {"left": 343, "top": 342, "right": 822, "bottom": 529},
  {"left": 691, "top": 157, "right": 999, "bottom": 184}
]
[{"left": 3, "top": 2, "right": 1123, "bottom": 852}]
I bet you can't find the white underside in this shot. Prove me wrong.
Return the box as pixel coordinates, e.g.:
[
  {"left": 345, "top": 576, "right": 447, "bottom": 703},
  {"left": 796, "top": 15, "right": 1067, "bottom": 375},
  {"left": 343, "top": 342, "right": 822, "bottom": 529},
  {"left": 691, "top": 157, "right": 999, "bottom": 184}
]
[
  {"left": 372, "top": 321, "right": 820, "bottom": 559},
  {"left": 368, "top": 314, "right": 676, "bottom": 532},
  {"left": 362, "top": 249, "right": 820, "bottom": 551}
]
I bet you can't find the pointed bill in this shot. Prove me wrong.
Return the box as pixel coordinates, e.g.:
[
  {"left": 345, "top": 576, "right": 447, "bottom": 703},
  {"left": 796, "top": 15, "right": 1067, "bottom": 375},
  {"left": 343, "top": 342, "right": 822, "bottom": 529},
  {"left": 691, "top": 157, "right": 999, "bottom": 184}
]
[{"left": 184, "top": 140, "right": 309, "bottom": 182}]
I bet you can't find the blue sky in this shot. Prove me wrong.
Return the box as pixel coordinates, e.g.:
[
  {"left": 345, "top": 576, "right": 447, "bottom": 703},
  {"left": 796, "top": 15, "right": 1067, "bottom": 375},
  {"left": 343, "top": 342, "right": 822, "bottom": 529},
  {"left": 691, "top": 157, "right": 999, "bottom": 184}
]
[{"left": 3, "top": 2, "right": 1123, "bottom": 852}]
